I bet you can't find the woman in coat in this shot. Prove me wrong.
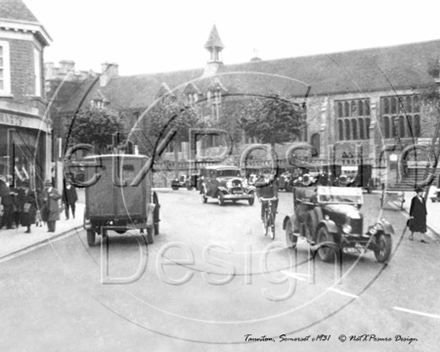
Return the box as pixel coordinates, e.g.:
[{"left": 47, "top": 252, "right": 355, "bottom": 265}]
[
  {"left": 409, "top": 187, "right": 430, "bottom": 243},
  {"left": 18, "top": 181, "right": 37, "bottom": 233},
  {"left": 41, "top": 179, "right": 61, "bottom": 233}
]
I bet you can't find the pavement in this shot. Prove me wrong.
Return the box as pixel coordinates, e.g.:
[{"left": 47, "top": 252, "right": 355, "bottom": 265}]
[
  {"left": 384, "top": 187, "right": 440, "bottom": 242},
  {"left": 0, "top": 190, "right": 85, "bottom": 262}
]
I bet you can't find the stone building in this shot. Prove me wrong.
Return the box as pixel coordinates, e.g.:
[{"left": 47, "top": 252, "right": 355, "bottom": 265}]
[
  {"left": 0, "top": 0, "right": 52, "bottom": 189},
  {"left": 48, "top": 25, "right": 440, "bottom": 186}
]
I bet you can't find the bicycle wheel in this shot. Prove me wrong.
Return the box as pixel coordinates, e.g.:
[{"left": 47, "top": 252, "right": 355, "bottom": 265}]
[
  {"left": 263, "top": 211, "right": 269, "bottom": 236},
  {"left": 269, "top": 212, "right": 275, "bottom": 240}
]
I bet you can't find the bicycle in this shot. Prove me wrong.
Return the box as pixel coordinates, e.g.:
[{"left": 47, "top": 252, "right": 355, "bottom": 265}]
[{"left": 261, "top": 197, "right": 277, "bottom": 239}]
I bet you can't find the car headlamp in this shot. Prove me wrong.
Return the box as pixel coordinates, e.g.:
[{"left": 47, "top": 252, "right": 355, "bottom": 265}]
[
  {"left": 226, "top": 180, "right": 233, "bottom": 188},
  {"left": 369, "top": 226, "right": 377, "bottom": 235},
  {"left": 342, "top": 224, "right": 352, "bottom": 234}
]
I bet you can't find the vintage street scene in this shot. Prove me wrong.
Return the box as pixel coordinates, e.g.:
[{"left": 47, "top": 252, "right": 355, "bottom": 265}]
[{"left": 1, "top": 0, "right": 440, "bottom": 351}]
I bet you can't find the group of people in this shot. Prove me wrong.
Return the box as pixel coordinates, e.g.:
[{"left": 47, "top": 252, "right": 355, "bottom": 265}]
[{"left": 0, "top": 177, "right": 78, "bottom": 234}]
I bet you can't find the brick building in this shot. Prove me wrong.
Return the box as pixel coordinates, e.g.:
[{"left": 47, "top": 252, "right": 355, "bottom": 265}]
[
  {"left": 0, "top": 0, "right": 52, "bottom": 189},
  {"left": 48, "top": 25, "right": 440, "bottom": 186}
]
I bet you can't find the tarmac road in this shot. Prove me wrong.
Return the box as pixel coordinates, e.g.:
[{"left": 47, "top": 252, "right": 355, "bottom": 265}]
[{"left": 0, "top": 190, "right": 439, "bottom": 352}]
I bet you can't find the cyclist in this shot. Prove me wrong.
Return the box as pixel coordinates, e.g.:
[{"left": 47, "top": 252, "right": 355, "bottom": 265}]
[{"left": 255, "top": 168, "right": 279, "bottom": 231}]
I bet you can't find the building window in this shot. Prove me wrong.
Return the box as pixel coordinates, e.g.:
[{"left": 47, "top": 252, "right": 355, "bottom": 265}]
[
  {"left": 34, "top": 48, "right": 42, "bottom": 97},
  {"left": 0, "top": 41, "right": 11, "bottom": 95},
  {"left": 336, "top": 98, "right": 370, "bottom": 141},
  {"left": 381, "top": 95, "right": 421, "bottom": 139},
  {"left": 338, "top": 120, "right": 344, "bottom": 140},
  {"left": 311, "top": 133, "right": 320, "bottom": 157}
]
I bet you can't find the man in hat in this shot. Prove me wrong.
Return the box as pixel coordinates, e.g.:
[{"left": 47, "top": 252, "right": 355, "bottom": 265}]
[
  {"left": 62, "top": 179, "right": 78, "bottom": 220},
  {"left": 0, "top": 175, "right": 14, "bottom": 230},
  {"left": 409, "top": 187, "right": 430, "bottom": 243},
  {"left": 255, "top": 168, "right": 279, "bottom": 232},
  {"left": 41, "top": 179, "right": 61, "bottom": 233}
]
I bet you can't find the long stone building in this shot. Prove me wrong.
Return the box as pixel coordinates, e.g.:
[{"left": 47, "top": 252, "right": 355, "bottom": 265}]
[{"left": 47, "top": 25, "right": 440, "bottom": 186}]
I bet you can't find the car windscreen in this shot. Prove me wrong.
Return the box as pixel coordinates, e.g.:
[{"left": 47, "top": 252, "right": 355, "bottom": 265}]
[
  {"left": 317, "top": 187, "right": 363, "bottom": 204},
  {"left": 217, "top": 169, "right": 241, "bottom": 177}
]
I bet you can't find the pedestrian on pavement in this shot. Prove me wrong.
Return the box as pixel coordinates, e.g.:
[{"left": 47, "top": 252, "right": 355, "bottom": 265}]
[
  {"left": 0, "top": 175, "right": 14, "bottom": 230},
  {"left": 41, "top": 179, "right": 61, "bottom": 233},
  {"left": 409, "top": 187, "right": 430, "bottom": 243},
  {"left": 62, "top": 179, "right": 78, "bottom": 220},
  {"left": 18, "top": 180, "right": 37, "bottom": 233}
]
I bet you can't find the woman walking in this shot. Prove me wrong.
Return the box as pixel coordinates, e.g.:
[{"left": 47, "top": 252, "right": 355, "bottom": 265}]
[
  {"left": 409, "top": 187, "right": 430, "bottom": 243},
  {"left": 18, "top": 180, "right": 37, "bottom": 233}
]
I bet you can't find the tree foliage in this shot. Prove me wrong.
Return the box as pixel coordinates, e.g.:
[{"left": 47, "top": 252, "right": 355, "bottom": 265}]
[
  {"left": 133, "top": 97, "right": 203, "bottom": 156},
  {"left": 67, "top": 107, "right": 127, "bottom": 152},
  {"left": 238, "top": 94, "right": 306, "bottom": 146}
]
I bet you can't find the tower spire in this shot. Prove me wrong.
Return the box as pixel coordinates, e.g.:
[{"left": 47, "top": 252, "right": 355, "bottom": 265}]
[{"left": 204, "top": 24, "right": 225, "bottom": 63}]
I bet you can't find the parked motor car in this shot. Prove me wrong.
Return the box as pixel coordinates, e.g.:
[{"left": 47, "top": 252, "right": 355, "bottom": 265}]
[
  {"left": 171, "top": 174, "right": 188, "bottom": 190},
  {"left": 200, "top": 165, "right": 255, "bottom": 205},
  {"left": 278, "top": 171, "right": 294, "bottom": 192},
  {"left": 282, "top": 186, "right": 393, "bottom": 263}
]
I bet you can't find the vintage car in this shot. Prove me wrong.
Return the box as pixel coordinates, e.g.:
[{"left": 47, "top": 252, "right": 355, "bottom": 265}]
[
  {"left": 283, "top": 186, "right": 393, "bottom": 263},
  {"left": 171, "top": 174, "right": 188, "bottom": 190},
  {"left": 200, "top": 165, "right": 255, "bottom": 205}
]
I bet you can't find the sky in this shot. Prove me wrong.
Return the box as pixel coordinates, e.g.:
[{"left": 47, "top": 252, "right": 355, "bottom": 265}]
[{"left": 25, "top": 0, "right": 440, "bottom": 76}]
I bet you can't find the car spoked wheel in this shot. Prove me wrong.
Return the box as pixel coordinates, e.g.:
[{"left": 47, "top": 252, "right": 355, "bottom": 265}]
[
  {"left": 374, "top": 233, "right": 392, "bottom": 263},
  {"left": 218, "top": 193, "right": 225, "bottom": 206},
  {"left": 201, "top": 191, "right": 207, "bottom": 203},
  {"left": 285, "top": 220, "right": 297, "bottom": 249},
  {"left": 316, "top": 227, "right": 335, "bottom": 262}
]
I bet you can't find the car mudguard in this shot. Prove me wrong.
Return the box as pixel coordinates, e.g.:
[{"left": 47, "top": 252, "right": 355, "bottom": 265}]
[
  {"left": 375, "top": 219, "right": 394, "bottom": 235},
  {"left": 283, "top": 214, "right": 299, "bottom": 233}
]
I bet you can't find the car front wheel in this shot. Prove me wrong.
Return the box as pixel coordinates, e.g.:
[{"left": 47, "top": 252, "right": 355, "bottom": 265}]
[
  {"left": 374, "top": 233, "right": 392, "bottom": 263},
  {"left": 316, "top": 227, "right": 336, "bottom": 262},
  {"left": 248, "top": 197, "right": 254, "bottom": 206},
  {"left": 218, "top": 193, "right": 225, "bottom": 206},
  {"left": 285, "top": 219, "right": 297, "bottom": 249}
]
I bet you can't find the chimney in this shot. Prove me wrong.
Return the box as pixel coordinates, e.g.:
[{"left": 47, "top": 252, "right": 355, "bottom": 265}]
[
  {"left": 100, "top": 62, "right": 119, "bottom": 87},
  {"left": 59, "top": 60, "right": 75, "bottom": 73},
  {"left": 44, "top": 62, "right": 55, "bottom": 79}
]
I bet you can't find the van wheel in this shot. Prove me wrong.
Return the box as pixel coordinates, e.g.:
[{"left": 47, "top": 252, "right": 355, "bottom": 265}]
[
  {"left": 146, "top": 227, "right": 154, "bottom": 244},
  {"left": 87, "top": 230, "right": 95, "bottom": 247}
]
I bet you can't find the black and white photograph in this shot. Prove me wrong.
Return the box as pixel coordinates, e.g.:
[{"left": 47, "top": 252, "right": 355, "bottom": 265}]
[{"left": 1, "top": 0, "right": 440, "bottom": 351}]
